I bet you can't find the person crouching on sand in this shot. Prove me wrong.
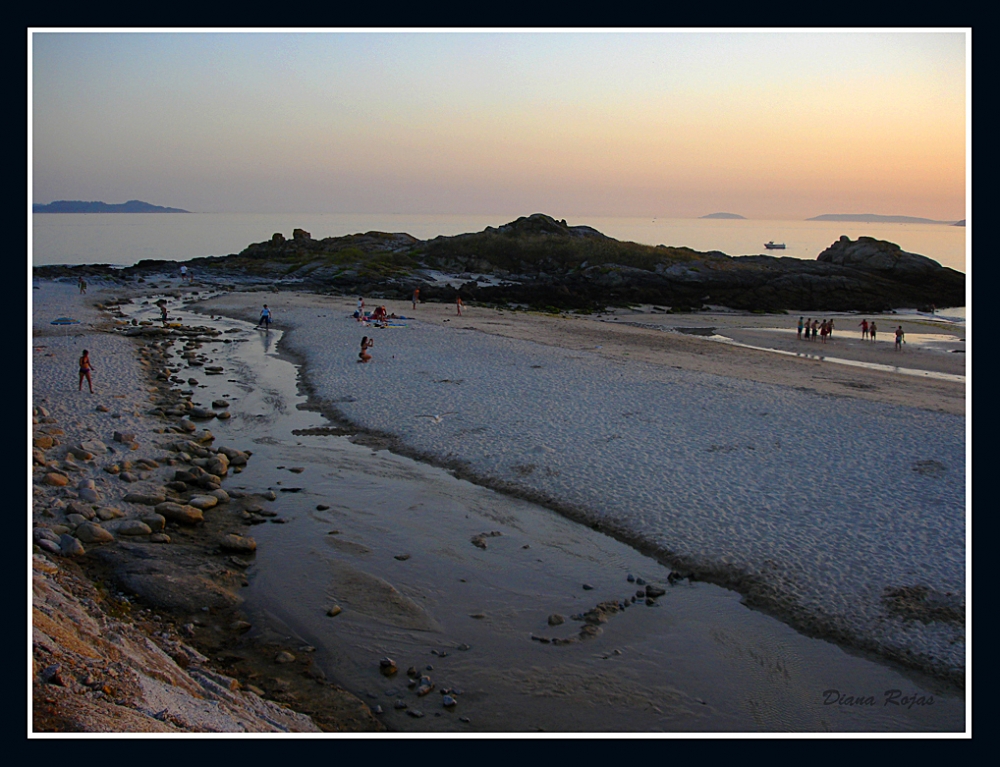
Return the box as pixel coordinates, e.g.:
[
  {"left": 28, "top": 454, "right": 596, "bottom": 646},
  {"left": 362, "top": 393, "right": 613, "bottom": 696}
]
[
  {"left": 359, "top": 336, "right": 373, "bottom": 363},
  {"left": 78, "top": 349, "right": 94, "bottom": 393}
]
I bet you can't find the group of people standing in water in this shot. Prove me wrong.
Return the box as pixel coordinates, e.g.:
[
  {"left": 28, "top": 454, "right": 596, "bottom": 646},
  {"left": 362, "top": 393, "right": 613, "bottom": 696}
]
[{"left": 796, "top": 316, "right": 907, "bottom": 350}]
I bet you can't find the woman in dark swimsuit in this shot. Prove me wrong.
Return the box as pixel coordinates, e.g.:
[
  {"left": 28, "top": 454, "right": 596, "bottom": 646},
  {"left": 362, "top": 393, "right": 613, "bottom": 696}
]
[
  {"left": 358, "top": 336, "right": 373, "bottom": 363},
  {"left": 79, "top": 349, "right": 94, "bottom": 393}
]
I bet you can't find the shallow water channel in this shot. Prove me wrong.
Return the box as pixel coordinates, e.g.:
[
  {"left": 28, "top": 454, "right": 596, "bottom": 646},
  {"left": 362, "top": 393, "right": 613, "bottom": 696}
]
[{"left": 129, "top": 292, "right": 965, "bottom": 733}]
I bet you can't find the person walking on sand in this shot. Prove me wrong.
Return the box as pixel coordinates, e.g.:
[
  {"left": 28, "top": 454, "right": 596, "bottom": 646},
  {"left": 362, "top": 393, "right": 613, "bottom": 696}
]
[
  {"left": 869, "top": 321, "right": 877, "bottom": 343},
  {"left": 412, "top": 288, "right": 420, "bottom": 311},
  {"left": 895, "top": 325, "right": 905, "bottom": 351},
  {"left": 797, "top": 316, "right": 804, "bottom": 340},
  {"left": 860, "top": 319, "right": 869, "bottom": 340},
  {"left": 77, "top": 277, "right": 87, "bottom": 294},
  {"left": 258, "top": 304, "right": 272, "bottom": 328},
  {"left": 456, "top": 295, "right": 464, "bottom": 316},
  {"left": 78, "top": 349, "right": 95, "bottom": 393},
  {"left": 358, "top": 336, "right": 373, "bottom": 363}
]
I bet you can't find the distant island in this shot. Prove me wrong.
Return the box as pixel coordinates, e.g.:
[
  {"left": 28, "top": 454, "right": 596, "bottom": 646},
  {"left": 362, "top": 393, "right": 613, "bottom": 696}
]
[
  {"left": 33, "top": 199, "right": 190, "bottom": 214},
  {"left": 806, "top": 214, "right": 958, "bottom": 225},
  {"left": 700, "top": 212, "right": 746, "bottom": 219}
]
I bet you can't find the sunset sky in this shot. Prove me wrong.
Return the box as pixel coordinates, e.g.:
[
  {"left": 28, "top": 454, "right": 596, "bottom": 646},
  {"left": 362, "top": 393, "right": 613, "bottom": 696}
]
[{"left": 30, "top": 30, "right": 969, "bottom": 221}]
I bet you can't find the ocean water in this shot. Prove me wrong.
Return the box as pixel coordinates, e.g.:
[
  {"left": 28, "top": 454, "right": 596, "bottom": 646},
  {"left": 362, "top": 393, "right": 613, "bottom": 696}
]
[{"left": 31, "top": 213, "right": 968, "bottom": 274}]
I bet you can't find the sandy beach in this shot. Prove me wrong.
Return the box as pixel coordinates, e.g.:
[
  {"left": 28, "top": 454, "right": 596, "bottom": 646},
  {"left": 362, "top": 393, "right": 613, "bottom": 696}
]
[{"left": 31, "top": 276, "right": 967, "bottom": 733}]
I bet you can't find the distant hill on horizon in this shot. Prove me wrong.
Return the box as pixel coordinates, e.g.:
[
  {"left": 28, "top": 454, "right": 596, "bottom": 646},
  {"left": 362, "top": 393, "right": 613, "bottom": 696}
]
[
  {"left": 807, "top": 213, "right": 957, "bottom": 225},
  {"left": 700, "top": 212, "right": 746, "bottom": 219},
  {"left": 33, "top": 199, "right": 190, "bottom": 214}
]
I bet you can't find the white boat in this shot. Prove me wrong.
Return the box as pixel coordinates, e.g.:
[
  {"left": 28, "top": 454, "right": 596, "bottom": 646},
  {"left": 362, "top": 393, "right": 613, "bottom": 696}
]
[{"left": 764, "top": 241, "right": 786, "bottom": 250}]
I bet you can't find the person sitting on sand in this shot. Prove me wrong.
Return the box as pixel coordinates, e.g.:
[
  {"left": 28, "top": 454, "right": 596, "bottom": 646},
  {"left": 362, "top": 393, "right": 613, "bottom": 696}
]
[
  {"left": 358, "top": 336, "right": 373, "bottom": 363},
  {"left": 78, "top": 349, "right": 94, "bottom": 393},
  {"left": 258, "top": 304, "right": 272, "bottom": 328},
  {"left": 895, "top": 325, "right": 905, "bottom": 350}
]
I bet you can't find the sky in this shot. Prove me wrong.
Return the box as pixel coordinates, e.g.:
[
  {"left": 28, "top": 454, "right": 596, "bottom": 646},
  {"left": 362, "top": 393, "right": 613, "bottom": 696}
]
[{"left": 29, "top": 29, "right": 969, "bottom": 221}]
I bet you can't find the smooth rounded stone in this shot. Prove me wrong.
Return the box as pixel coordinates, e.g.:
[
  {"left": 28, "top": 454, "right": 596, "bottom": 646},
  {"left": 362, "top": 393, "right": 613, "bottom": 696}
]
[
  {"left": 140, "top": 514, "right": 166, "bottom": 532},
  {"left": 178, "top": 420, "right": 197, "bottom": 433},
  {"left": 216, "top": 411, "right": 232, "bottom": 420},
  {"left": 58, "top": 534, "right": 86, "bottom": 557},
  {"left": 189, "top": 407, "right": 216, "bottom": 419},
  {"left": 393, "top": 700, "right": 408, "bottom": 710},
  {"left": 117, "top": 520, "right": 153, "bottom": 536},
  {"left": 97, "top": 507, "right": 126, "bottom": 521},
  {"left": 193, "top": 430, "right": 215, "bottom": 444},
  {"left": 149, "top": 533, "right": 171, "bottom": 543},
  {"left": 103, "top": 463, "right": 121, "bottom": 475},
  {"left": 79, "top": 440, "right": 107, "bottom": 454},
  {"left": 262, "top": 491, "right": 277, "bottom": 501},
  {"left": 547, "top": 614, "right": 565, "bottom": 626},
  {"left": 65, "top": 501, "right": 96, "bottom": 519},
  {"left": 316, "top": 504, "right": 330, "bottom": 511},
  {"left": 118, "top": 472, "right": 139, "bottom": 483},
  {"left": 645, "top": 584, "right": 667, "bottom": 598},
  {"left": 187, "top": 378, "right": 200, "bottom": 386},
  {"left": 582, "top": 583, "right": 594, "bottom": 591},
  {"left": 154, "top": 502, "right": 204, "bottom": 525},
  {"left": 211, "top": 400, "right": 230, "bottom": 409},
  {"left": 123, "top": 492, "right": 167, "bottom": 506},
  {"left": 442, "top": 695, "right": 457, "bottom": 708},
  {"left": 33, "top": 435, "right": 55, "bottom": 450},
  {"left": 230, "top": 620, "right": 252, "bottom": 633},
  {"left": 326, "top": 605, "right": 343, "bottom": 617},
  {"left": 219, "top": 534, "right": 256, "bottom": 553},
  {"left": 32, "top": 449, "right": 47, "bottom": 466},
  {"left": 36, "top": 539, "right": 61, "bottom": 555},
  {"left": 207, "top": 488, "right": 230, "bottom": 504},
  {"left": 627, "top": 573, "right": 635, "bottom": 582},
  {"left": 406, "top": 710, "right": 425, "bottom": 719},
  {"left": 187, "top": 495, "right": 219, "bottom": 510},
  {"left": 379, "top": 658, "right": 398, "bottom": 676},
  {"left": 66, "top": 513, "right": 89, "bottom": 528},
  {"left": 70, "top": 448, "right": 95, "bottom": 461},
  {"left": 274, "top": 651, "right": 296, "bottom": 664},
  {"left": 77, "top": 478, "right": 97, "bottom": 491},
  {"left": 34, "top": 527, "right": 61, "bottom": 544},
  {"left": 43, "top": 473, "right": 69, "bottom": 487},
  {"left": 95, "top": 405, "right": 110, "bottom": 413},
  {"left": 75, "top": 522, "right": 115, "bottom": 543},
  {"left": 635, "top": 578, "right": 646, "bottom": 586}
]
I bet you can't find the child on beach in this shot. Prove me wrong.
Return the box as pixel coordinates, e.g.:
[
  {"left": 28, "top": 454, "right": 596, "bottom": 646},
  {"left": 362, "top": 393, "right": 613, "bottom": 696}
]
[
  {"left": 870, "top": 321, "right": 877, "bottom": 343},
  {"left": 78, "top": 349, "right": 94, "bottom": 393},
  {"left": 258, "top": 305, "right": 272, "bottom": 328},
  {"left": 358, "top": 336, "right": 373, "bottom": 363}
]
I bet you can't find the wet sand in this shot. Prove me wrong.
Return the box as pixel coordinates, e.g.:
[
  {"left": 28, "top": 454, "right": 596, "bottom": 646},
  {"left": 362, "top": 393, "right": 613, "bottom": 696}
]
[{"left": 176, "top": 289, "right": 965, "bottom": 732}]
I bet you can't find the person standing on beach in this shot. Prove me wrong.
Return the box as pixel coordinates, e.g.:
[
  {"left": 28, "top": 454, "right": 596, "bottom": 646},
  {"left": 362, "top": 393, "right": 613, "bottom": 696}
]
[
  {"left": 258, "top": 304, "right": 272, "bottom": 328},
  {"left": 180, "top": 265, "right": 188, "bottom": 281},
  {"left": 77, "top": 277, "right": 87, "bottom": 294},
  {"left": 797, "top": 317, "right": 804, "bottom": 340},
  {"left": 828, "top": 319, "right": 835, "bottom": 338},
  {"left": 895, "top": 325, "right": 904, "bottom": 350},
  {"left": 860, "top": 319, "right": 869, "bottom": 340},
  {"left": 412, "top": 288, "right": 420, "bottom": 310},
  {"left": 811, "top": 319, "right": 818, "bottom": 341},
  {"left": 358, "top": 336, "right": 373, "bottom": 363},
  {"left": 78, "top": 349, "right": 94, "bottom": 393},
  {"left": 870, "top": 321, "right": 877, "bottom": 343},
  {"left": 456, "top": 295, "right": 463, "bottom": 316}
]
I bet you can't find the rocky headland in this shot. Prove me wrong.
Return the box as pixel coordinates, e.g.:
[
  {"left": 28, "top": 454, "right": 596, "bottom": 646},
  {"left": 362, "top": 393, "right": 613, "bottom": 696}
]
[{"left": 33, "top": 214, "right": 965, "bottom": 313}]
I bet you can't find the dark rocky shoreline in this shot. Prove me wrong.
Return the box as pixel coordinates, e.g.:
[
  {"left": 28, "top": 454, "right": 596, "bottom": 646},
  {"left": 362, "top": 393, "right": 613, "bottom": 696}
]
[{"left": 34, "top": 214, "right": 965, "bottom": 314}]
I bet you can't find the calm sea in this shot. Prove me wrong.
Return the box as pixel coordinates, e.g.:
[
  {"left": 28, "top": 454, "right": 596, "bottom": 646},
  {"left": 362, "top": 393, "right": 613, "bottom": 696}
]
[{"left": 31, "top": 213, "right": 968, "bottom": 274}]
